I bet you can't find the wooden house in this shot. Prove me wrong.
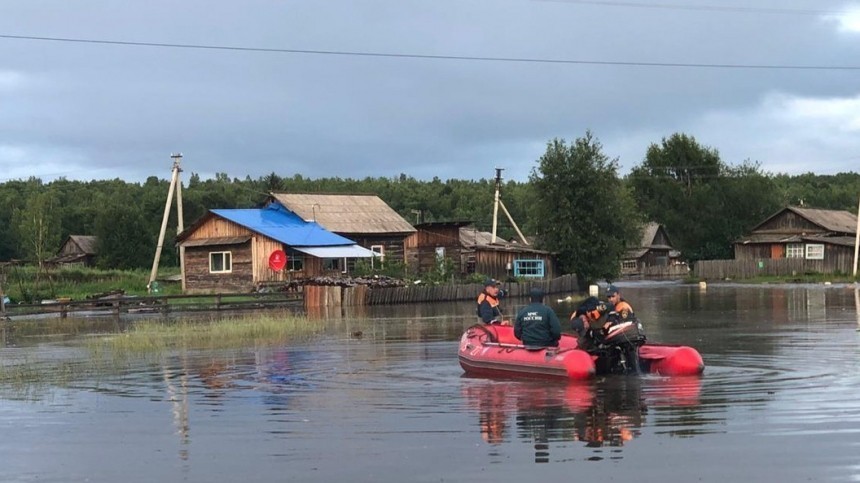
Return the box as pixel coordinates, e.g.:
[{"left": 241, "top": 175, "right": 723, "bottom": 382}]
[
  {"left": 176, "top": 203, "right": 375, "bottom": 293},
  {"left": 621, "top": 222, "right": 687, "bottom": 278},
  {"left": 459, "top": 225, "right": 558, "bottom": 280},
  {"left": 50, "top": 235, "right": 98, "bottom": 267},
  {"left": 734, "top": 206, "right": 858, "bottom": 272},
  {"left": 403, "top": 221, "right": 470, "bottom": 275},
  {"left": 267, "top": 193, "right": 416, "bottom": 267}
]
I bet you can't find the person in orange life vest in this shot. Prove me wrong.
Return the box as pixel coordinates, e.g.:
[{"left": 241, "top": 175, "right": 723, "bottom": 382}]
[
  {"left": 605, "top": 285, "right": 634, "bottom": 323},
  {"left": 476, "top": 278, "right": 510, "bottom": 325},
  {"left": 569, "top": 296, "right": 608, "bottom": 338}
]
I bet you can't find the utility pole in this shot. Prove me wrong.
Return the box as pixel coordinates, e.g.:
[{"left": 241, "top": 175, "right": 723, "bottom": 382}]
[
  {"left": 490, "top": 167, "right": 529, "bottom": 245},
  {"left": 853, "top": 194, "right": 859, "bottom": 278},
  {"left": 148, "top": 153, "right": 184, "bottom": 293}
]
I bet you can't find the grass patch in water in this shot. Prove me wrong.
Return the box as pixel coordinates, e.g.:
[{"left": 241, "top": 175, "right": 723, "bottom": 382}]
[{"left": 87, "top": 314, "right": 322, "bottom": 354}]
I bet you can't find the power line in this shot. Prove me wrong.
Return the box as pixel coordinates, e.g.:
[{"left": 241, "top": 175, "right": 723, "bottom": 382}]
[
  {"left": 1, "top": 34, "right": 859, "bottom": 71},
  {"left": 533, "top": 0, "right": 849, "bottom": 16}
]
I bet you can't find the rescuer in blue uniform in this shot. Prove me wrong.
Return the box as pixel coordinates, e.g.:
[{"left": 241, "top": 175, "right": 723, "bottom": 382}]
[{"left": 514, "top": 288, "right": 562, "bottom": 347}]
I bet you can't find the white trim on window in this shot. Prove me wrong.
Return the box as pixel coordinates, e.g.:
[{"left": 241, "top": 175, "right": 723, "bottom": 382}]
[
  {"left": 209, "top": 251, "right": 232, "bottom": 273},
  {"left": 805, "top": 243, "right": 824, "bottom": 260},
  {"left": 785, "top": 243, "right": 804, "bottom": 259}
]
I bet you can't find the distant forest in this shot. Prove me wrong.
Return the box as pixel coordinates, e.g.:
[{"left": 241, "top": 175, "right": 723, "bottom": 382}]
[{"left": 2, "top": 135, "right": 859, "bottom": 274}]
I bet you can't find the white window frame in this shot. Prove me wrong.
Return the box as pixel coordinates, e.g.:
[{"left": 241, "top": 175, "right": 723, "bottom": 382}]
[
  {"left": 370, "top": 245, "right": 385, "bottom": 269},
  {"left": 209, "top": 251, "right": 232, "bottom": 273},
  {"left": 785, "top": 243, "right": 804, "bottom": 259},
  {"left": 370, "top": 245, "right": 385, "bottom": 261},
  {"left": 513, "top": 259, "right": 545, "bottom": 278},
  {"left": 622, "top": 260, "right": 638, "bottom": 270},
  {"left": 805, "top": 243, "right": 824, "bottom": 260}
]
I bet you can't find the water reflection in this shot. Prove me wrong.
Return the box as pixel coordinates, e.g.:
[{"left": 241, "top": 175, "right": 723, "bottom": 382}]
[{"left": 462, "top": 375, "right": 702, "bottom": 462}]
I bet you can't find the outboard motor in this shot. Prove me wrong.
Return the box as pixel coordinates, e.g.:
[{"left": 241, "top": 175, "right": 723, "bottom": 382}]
[{"left": 592, "top": 319, "right": 647, "bottom": 375}]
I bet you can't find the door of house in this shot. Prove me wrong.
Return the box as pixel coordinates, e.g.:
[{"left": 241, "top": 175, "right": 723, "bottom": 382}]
[{"left": 770, "top": 244, "right": 784, "bottom": 259}]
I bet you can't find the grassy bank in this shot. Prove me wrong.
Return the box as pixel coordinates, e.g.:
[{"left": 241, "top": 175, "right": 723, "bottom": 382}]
[{"left": 1, "top": 266, "right": 182, "bottom": 303}]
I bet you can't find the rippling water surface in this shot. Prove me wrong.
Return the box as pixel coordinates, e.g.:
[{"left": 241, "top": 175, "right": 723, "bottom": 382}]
[{"left": 2, "top": 283, "right": 860, "bottom": 482}]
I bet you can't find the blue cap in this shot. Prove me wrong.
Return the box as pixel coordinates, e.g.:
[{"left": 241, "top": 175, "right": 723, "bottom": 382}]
[
  {"left": 483, "top": 278, "right": 500, "bottom": 287},
  {"left": 529, "top": 288, "right": 545, "bottom": 301},
  {"left": 606, "top": 285, "right": 620, "bottom": 297}
]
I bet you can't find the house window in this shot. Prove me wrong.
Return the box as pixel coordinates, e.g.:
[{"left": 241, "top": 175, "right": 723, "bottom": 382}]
[
  {"left": 805, "top": 244, "right": 824, "bottom": 260},
  {"left": 785, "top": 243, "right": 804, "bottom": 258},
  {"left": 286, "top": 250, "right": 304, "bottom": 271},
  {"left": 209, "top": 252, "right": 232, "bottom": 273},
  {"left": 513, "top": 259, "right": 545, "bottom": 278},
  {"left": 622, "top": 260, "right": 638, "bottom": 270},
  {"left": 323, "top": 258, "right": 342, "bottom": 272},
  {"left": 371, "top": 245, "right": 385, "bottom": 269}
]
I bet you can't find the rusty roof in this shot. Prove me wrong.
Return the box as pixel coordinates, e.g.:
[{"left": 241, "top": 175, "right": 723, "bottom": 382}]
[{"left": 269, "top": 193, "right": 416, "bottom": 235}]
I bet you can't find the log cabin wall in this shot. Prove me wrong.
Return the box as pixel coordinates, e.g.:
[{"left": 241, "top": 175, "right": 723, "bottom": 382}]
[
  {"left": 344, "top": 234, "right": 407, "bottom": 263},
  {"left": 184, "top": 241, "right": 254, "bottom": 293}
]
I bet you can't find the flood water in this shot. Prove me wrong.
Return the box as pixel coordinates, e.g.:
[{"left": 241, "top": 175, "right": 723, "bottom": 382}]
[{"left": 2, "top": 283, "right": 860, "bottom": 482}]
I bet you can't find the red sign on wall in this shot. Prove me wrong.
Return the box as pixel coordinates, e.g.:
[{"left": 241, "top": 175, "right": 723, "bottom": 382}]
[{"left": 268, "top": 250, "right": 287, "bottom": 272}]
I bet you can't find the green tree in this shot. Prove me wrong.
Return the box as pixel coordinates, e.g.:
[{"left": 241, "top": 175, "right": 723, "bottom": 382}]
[
  {"left": 529, "top": 133, "right": 641, "bottom": 287},
  {"left": 13, "top": 188, "right": 62, "bottom": 267},
  {"left": 629, "top": 133, "right": 779, "bottom": 261},
  {"left": 94, "top": 202, "right": 154, "bottom": 270}
]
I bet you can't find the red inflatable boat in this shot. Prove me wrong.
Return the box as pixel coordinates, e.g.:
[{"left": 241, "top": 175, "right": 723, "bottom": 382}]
[{"left": 458, "top": 324, "right": 704, "bottom": 380}]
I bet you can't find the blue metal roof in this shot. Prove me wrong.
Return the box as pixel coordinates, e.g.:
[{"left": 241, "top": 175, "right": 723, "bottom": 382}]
[{"left": 211, "top": 204, "right": 356, "bottom": 247}]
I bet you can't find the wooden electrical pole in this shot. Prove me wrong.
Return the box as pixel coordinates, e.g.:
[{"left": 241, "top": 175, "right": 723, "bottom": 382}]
[
  {"left": 490, "top": 167, "right": 529, "bottom": 245},
  {"left": 853, "top": 194, "right": 859, "bottom": 278},
  {"left": 148, "top": 154, "right": 184, "bottom": 293}
]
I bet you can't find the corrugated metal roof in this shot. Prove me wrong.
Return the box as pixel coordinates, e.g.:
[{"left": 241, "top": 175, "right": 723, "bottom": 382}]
[
  {"left": 269, "top": 193, "right": 416, "bottom": 234},
  {"left": 211, "top": 204, "right": 356, "bottom": 247},
  {"left": 292, "top": 245, "right": 377, "bottom": 258},
  {"left": 789, "top": 206, "right": 857, "bottom": 233}
]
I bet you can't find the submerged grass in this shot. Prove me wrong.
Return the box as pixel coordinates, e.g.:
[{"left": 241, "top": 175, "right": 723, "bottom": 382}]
[
  {"left": 87, "top": 314, "right": 323, "bottom": 355},
  {"left": 1, "top": 313, "right": 324, "bottom": 399}
]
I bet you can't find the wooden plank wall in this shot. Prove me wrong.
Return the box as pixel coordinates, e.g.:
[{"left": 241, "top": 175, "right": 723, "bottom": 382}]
[
  {"left": 694, "top": 256, "right": 855, "bottom": 280},
  {"left": 184, "top": 243, "right": 255, "bottom": 293}
]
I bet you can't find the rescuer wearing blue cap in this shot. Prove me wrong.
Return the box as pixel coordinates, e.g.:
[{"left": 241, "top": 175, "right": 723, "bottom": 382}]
[
  {"left": 476, "top": 278, "right": 509, "bottom": 325},
  {"left": 514, "top": 287, "right": 561, "bottom": 347},
  {"left": 606, "top": 284, "right": 634, "bottom": 322}
]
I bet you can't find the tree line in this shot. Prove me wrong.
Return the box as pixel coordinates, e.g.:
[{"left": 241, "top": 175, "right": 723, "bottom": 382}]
[{"left": 1, "top": 131, "right": 858, "bottom": 285}]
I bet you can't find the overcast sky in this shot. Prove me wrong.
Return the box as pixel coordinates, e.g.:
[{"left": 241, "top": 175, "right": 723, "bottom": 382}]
[{"left": 2, "top": 1, "right": 860, "bottom": 184}]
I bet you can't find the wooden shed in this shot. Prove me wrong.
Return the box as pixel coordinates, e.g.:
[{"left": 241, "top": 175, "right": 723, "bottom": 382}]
[
  {"left": 459, "top": 226, "right": 558, "bottom": 281},
  {"left": 267, "top": 193, "right": 416, "bottom": 267},
  {"left": 50, "top": 235, "right": 98, "bottom": 267},
  {"left": 621, "top": 222, "right": 687, "bottom": 278},
  {"left": 734, "top": 206, "right": 858, "bottom": 273},
  {"left": 403, "top": 221, "right": 470, "bottom": 275},
  {"left": 176, "top": 204, "right": 375, "bottom": 293}
]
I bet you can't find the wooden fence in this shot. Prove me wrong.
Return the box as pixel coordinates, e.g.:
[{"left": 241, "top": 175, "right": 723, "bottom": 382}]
[
  {"left": 694, "top": 258, "right": 854, "bottom": 280},
  {"left": 365, "top": 274, "right": 578, "bottom": 305},
  {"left": 1, "top": 292, "right": 303, "bottom": 321}
]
